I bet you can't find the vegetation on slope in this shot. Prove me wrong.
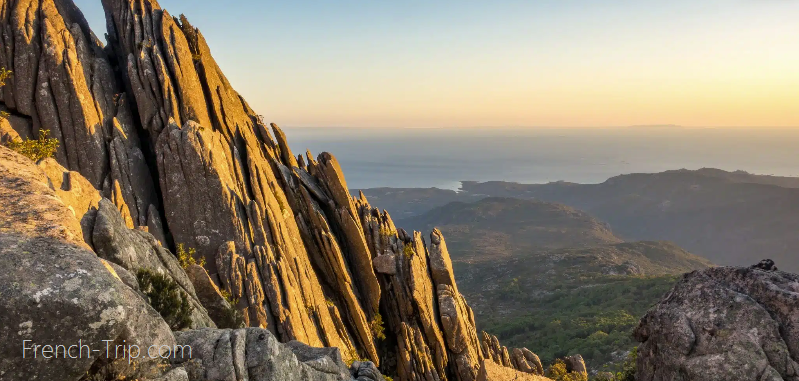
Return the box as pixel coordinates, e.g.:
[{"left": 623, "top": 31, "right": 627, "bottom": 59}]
[
  {"left": 136, "top": 269, "right": 194, "bottom": 330},
  {"left": 481, "top": 275, "right": 678, "bottom": 369}
]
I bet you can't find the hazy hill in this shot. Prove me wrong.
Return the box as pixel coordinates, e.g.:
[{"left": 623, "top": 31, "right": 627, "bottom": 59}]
[
  {"left": 358, "top": 187, "right": 484, "bottom": 218},
  {"left": 460, "top": 169, "right": 799, "bottom": 273},
  {"left": 399, "top": 197, "right": 622, "bottom": 260}
]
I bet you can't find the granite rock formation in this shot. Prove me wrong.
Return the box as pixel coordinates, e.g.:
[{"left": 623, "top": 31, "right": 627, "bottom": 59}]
[
  {"left": 0, "top": 146, "right": 175, "bottom": 380},
  {"left": 0, "top": 0, "right": 556, "bottom": 379},
  {"left": 0, "top": 0, "right": 160, "bottom": 229},
  {"left": 0, "top": 145, "right": 388, "bottom": 381},
  {"left": 635, "top": 264, "right": 799, "bottom": 381}
]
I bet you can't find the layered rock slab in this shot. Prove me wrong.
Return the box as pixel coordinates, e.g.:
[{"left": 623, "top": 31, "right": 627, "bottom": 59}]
[{"left": 0, "top": 0, "right": 160, "bottom": 228}]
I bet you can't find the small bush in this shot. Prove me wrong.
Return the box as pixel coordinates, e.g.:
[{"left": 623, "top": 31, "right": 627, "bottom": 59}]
[
  {"left": 598, "top": 348, "right": 637, "bottom": 381},
  {"left": 345, "top": 348, "right": 369, "bottom": 367},
  {"left": 0, "top": 67, "right": 11, "bottom": 88},
  {"left": 218, "top": 287, "right": 245, "bottom": 328},
  {"left": 370, "top": 313, "right": 386, "bottom": 340},
  {"left": 501, "top": 277, "right": 523, "bottom": 298},
  {"left": 546, "top": 359, "right": 588, "bottom": 381},
  {"left": 0, "top": 68, "right": 10, "bottom": 120},
  {"left": 220, "top": 287, "right": 239, "bottom": 307},
  {"left": 402, "top": 243, "right": 414, "bottom": 259},
  {"left": 379, "top": 226, "right": 396, "bottom": 239},
  {"left": 136, "top": 269, "right": 193, "bottom": 330},
  {"left": 5, "top": 130, "right": 59, "bottom": 162},
  {"left": 176, "top": 243, "right": 205, "bottom": 269}
]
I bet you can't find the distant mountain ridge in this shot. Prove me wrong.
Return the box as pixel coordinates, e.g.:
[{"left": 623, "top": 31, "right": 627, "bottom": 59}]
[{"left": 358, "top": 168, "right": 799, "bottom": 273}]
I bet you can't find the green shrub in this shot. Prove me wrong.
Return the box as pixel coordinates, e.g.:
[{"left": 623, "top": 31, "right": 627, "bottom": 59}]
[
  {"left": 345, "top": 347, "right": 369, "bottom": 366},
  {"left": 502, "top": 277, "right": 523, "bottom": 298},
  {"left": 402, "top": 243, "right": 414, "bottom": 259},
  {"left": 5, "top": 130, "right": 59, "bottom": 162},
  {"left": 379, "top": 226, "right": 396, "bottom": 239},
  {"left": 546, "top": 359, "right": 588, "bottom": 381},
  {"left": 136, "top": 269, "right": 193, "bottom": 330},
  {"left": 370, "top": 313, "right": 386, "bottom": 340},
  {"left": 0, "top": 67, "right": 10, "bottom": 120},
  {"left": 176, "top": 243, "right": 205, "bottom": 269},
  {"left": 218, "top": 287, "right": 245, "bottom": 329}
]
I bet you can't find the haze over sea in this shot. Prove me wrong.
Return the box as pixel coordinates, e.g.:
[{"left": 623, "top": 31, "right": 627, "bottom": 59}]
[{"left": 283, "top": 127, "right": 799, "bottom": 190}]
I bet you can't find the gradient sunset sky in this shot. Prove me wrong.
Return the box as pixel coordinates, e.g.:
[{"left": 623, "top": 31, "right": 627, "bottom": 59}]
[{"left": 75, "top": 0, "right": 799, "bottom": 128}]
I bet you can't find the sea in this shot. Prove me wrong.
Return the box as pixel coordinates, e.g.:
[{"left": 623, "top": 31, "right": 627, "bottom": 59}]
[{"left": 281, "top": 127, "right": 799, "bottom": 190}]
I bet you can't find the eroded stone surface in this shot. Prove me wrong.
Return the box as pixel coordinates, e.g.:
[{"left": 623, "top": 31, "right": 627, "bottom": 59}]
[{"left": 635, "top": 265, "right": 799, "bottom": 381}]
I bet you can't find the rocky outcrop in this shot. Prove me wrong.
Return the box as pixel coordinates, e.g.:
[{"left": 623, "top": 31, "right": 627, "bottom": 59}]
[
  {"left": 1, "top": 0, "right": 563, "bottom": 379},
  {"left": 476, "top": 360, "right": 552, "bottom": 381},
  {"left": 635, "top": 264, "right": 799, "bottom": 381},
  {"left": 0, "top": 0, "right": 160, "bottom": 229},
  {"left": 563, "top": 355, "right": 587, "bottom": 378},
  {"left": 173, "top": 328, "right": 385, "bottom": 381},
  {"left": 35, "top": 157, "right": 102, "bottom": 243},
  {"left": 0, "top": 146, "right": 175, "bottom": 380},
  {"left": 92, "top": 198, "right": 216, "bottom": 329}
]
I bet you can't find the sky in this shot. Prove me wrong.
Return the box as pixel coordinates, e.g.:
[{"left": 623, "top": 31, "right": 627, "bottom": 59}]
[{"left": 75, "top": 0, "right": 799, "bottom": 128}]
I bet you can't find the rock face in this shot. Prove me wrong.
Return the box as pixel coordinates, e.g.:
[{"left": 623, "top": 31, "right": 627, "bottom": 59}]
[
  {"left": 635, "top": 265, "right": 799, "bottom": 381},
  {"left": 0, "top": 146, "right": 175, "bottom": 380},
  {"left": 0, "top": 0, "right": 160, "bottom": 229},
  {"left": 477, "top": 360, "right": 552, "bottom": 381},
  {"left": 173, "top": 328, "right": 384, "bottom": 381},
  {"left": 92, "top": 198, "right": 217, "bottom": 329},
  {"left": 1, "top": 0, "right": 559, "bottom": 379}
]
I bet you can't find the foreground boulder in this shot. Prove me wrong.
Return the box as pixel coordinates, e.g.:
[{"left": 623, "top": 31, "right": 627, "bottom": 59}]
[
  {"left": 635, "top": 264, "right": 799, "bottom": 381},
  {"left": 0, "top": 146, "right": 175, "bottom": 380},
  {"left": 173, "top": 328, "right": 385, "bottom": 381}
]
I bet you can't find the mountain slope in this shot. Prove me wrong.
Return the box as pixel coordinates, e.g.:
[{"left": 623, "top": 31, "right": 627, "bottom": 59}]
[
  {"left": 400, "top": 197, "right": 622, "bottom": 260},
  {"left": 460, "top": 169, "right": 799, "bottom": 273}
]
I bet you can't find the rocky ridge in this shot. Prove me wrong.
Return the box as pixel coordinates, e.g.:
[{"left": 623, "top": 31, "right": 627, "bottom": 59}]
[{"left": 0, "top": 0, "right": 554, "bottom": 380}]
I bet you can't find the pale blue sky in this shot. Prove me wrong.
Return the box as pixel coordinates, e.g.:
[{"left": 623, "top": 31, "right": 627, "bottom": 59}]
[{"left": 75, "top": 0, "right": 799, "bottom": 128}]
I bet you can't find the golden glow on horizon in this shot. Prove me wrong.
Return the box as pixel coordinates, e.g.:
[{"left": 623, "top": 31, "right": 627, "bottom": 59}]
[
  {"left": 212, "top": 1, "right": 799, "bottom": 129},
  {"left": 253, "top": 57, "right": 799, "bottom": 128}
]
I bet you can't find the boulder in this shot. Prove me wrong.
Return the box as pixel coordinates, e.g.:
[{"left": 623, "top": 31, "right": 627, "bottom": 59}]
[
  {"left": 635, "top": 264, "right": 799, "bottom": 381},
  {"left": 0, "top": 146, "right": 175, "bottom": 380},
  {"left": 173, "top": 328, "right": 357, "bottom": 381},
  {"left": 37, "top": 158, "right": 102, "bottom": 244},
  {"left": 476, "top": 360, "right": 553, "bottom": 381}
]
